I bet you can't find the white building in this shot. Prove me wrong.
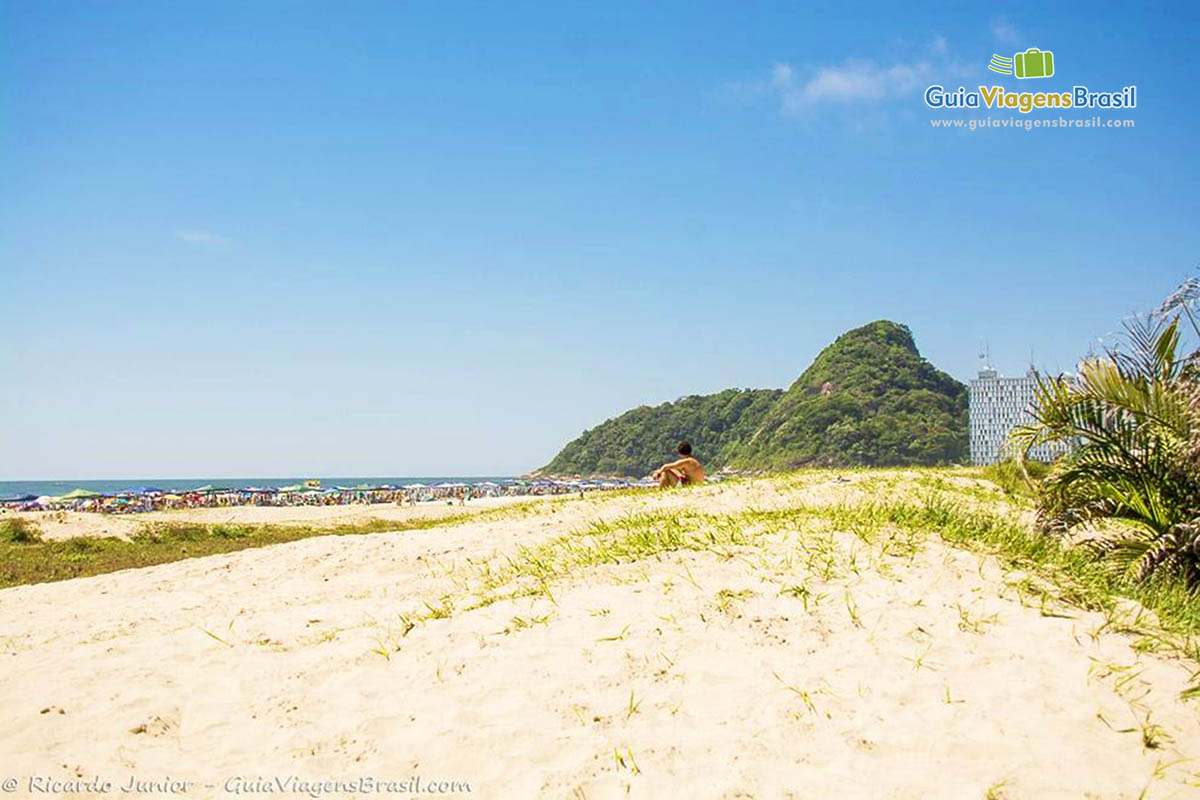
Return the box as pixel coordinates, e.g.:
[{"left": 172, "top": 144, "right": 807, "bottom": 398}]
[{"left": 969, "top": 365, "right": 1069, "bottom": 465}]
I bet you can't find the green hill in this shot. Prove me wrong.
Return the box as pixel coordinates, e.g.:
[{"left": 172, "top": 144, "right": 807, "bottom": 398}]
[
  {"left": 539, "top": 320, "right": 968, "bottom": 476},
  {"left": 539, "top": 388, "right": 783, "bottom": 478},
  {"left": 730, "top": 320, "right": 967, "bottom": 468}
]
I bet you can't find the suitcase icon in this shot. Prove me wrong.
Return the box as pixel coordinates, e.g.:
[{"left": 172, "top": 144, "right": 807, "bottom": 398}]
[{"left": 1014, "top": 48, "right": 1054, "bottom": 79}]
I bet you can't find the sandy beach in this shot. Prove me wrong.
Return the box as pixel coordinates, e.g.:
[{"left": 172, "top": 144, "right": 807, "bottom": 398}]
[
  {"left": 2, "top": 471, "right": 1198, "bottom": 798},
  {"left": 3, "top": 495, "right": 531, "bottom": 541}
]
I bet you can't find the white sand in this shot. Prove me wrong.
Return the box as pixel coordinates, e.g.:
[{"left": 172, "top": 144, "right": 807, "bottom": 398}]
[{"left": 2, "top": 473, "right": 1198, "bottom": 798}]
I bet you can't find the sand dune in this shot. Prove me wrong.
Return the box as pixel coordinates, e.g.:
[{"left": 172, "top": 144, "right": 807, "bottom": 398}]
[{"left": 2, "top": 473, "right": 1198, "bottom": 798}]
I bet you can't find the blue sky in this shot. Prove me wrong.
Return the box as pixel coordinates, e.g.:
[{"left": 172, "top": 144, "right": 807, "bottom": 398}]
[{"left": 1, "top": 1, "right": 1195, "bottom": 479}]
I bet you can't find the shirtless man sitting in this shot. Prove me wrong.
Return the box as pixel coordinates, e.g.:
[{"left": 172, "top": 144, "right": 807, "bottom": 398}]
[{"left": 652, "top": 441, "right": 706, "bottom": 488}]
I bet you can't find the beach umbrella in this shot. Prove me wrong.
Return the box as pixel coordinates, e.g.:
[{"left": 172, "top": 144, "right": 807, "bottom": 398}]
[
  {"left": 56, "top": 488, "right": 103, "bottom": 501},
  {"left": 0, "top": 493, "right": 36, "bottom": 503},
  {"left": 278, "top": 484, "right": 303, "bottom": 492},
  {"left": 406, "top": 483, "right": 427, "bottom": 488}
]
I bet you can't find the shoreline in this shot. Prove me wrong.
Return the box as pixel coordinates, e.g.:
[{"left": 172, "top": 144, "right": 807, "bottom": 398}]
[{"left": 3, "top": 494, "right": 536, "bottom": 542}]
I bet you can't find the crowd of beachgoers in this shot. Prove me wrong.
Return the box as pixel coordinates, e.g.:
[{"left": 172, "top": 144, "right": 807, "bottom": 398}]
[{"left": 0, "top": 478, "right": 645, "bottom": 514}]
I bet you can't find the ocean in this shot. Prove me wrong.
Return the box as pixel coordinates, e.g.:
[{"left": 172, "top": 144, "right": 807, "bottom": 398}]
[{"left": 0, "top": 477, "right": 517, "bottom": 499}]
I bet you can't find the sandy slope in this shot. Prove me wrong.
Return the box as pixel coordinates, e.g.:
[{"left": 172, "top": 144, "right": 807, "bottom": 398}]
[{"left": 1, "top": 474, "right": 1198, "bottom": 799}]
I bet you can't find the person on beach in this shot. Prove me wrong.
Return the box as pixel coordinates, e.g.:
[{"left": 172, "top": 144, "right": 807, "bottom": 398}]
[{"left": 652, "top": 441, "right": 706, "bottom": 488}]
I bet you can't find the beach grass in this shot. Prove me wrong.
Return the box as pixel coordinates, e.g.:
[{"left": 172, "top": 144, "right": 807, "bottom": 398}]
[
  {"left": 0, "top": 514, "right": 490, "bottom": 589},
  {"left": 977, "top": 459, "right": 1051, "bottom": 499},
  {"left": 0, "top": 517, "right": 42, "bottom": 544}
]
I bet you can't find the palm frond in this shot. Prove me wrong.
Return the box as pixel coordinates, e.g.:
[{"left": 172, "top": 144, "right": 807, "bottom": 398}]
[{"left": 1017, "top": 306, "right": 1200, "bottom": 585}]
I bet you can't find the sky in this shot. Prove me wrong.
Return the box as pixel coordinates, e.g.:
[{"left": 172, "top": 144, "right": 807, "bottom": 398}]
[{"left": 2, "top": 1, "right": 1196, "bottom": 479}]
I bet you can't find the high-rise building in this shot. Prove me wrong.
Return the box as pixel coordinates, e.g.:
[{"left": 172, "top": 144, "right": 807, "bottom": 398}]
[{"left": 969, "top": 365, "right": 1069, "bottom": 465}]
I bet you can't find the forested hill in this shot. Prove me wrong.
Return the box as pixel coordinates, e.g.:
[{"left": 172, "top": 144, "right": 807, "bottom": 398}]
[
  {"left": 538, "top": 388, "right": 783, "bottom": 478},
  {"left": 538, "top": 321, "right": 968, "bottom": 477},
  {"left": 729, "top": 320, "right": 968, "bottom": 469}
]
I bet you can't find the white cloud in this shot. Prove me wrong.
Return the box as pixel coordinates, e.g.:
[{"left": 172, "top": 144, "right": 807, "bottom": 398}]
[
  {"left": 174, "top": 229, "right": 230, "bottom": 246},
  {"left": 767, "top": 58, "right": 934, "bottom": 114},
  {"left": 731, "top": 32, "right": 979, "bottom": 123},
  {"left": 991, "top": 18, "right": 1021, "bottom": 44}
]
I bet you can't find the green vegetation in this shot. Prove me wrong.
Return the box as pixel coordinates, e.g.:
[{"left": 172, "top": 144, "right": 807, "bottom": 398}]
[
  {"left": 1013, "top": 284, "right": 1200, "bottom": 587},
  {"left": 541, "top": 387, "right": 781, "bottom": 477},
  {"left": 0, "top": 517, "right": 42, "bottom": 544},
  {"left": 979, "top": 459, "right": 1050, "bottom": 499},
  {"left": 541, "top": 320, "right": 968, "bottom": 476},
  {"left": 733, "top": 321, "right": 968, "bottom": 469},
  {"left": 0, "top": 513, "right": 488, "bottom": 589}
]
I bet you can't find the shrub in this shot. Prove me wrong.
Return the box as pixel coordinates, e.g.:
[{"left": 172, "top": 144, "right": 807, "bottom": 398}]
[
  {"left": 1012, "top": 311, "right": 1200, "bottom": 585},
  {"left": 0, "top": 517, "right": 42, "bottom": 544}
]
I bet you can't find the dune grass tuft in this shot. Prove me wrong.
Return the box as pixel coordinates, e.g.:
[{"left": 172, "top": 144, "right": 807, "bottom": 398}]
[
  {"left": 0, "top": 517, "right": 42, "bottom": 544},
  {"left": 978, "top": 459, "right": 1050, "bottom": 499}
]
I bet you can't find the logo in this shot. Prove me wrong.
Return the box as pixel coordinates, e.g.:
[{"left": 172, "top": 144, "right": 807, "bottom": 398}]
[
  {"left": 988, "top": 47, "right": 1055, "bottom": 79},
  {"left": 924, "top": 44, "right": 1136, "bottom": 116}
]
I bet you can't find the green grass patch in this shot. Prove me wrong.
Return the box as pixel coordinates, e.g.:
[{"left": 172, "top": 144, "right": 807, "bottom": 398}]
[
  {"left": 978, "top": 459, "right": 1050, "bottom": 499},
  {"left": 0, "top": 513, "right": 488, "bottom": 589}
]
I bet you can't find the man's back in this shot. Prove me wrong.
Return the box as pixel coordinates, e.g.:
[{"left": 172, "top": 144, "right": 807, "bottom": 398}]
[
  {"left": 675, "top": 457, "right": 705, "bottom": 484},
  {"left": 654, "top": 440, "right": 705, "bottom": 488}
]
